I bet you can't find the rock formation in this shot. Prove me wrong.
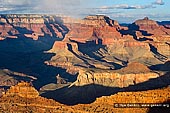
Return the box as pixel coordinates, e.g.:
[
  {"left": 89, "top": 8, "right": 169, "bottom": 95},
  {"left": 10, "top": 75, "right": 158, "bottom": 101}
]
[
  {"left": 134, "top": 17, "right": 159, "bottom": 28},
  {"left": 0, "top": 14, "right": 170, "bottom": 112},
  {"left": 71, "top": 62, "right": 159, "bottom": 88},
  {"left": 0, "top": 69, "right": 36, "bottom": 97},
  {"left": 64, "top": 15, "right": 122, "bottom": 45},
  {"left": 4, "top": 82, "right": 39, "bottom": 98},
  {"left": 56, "top": 74, "right": 67, "bottom": 84}
]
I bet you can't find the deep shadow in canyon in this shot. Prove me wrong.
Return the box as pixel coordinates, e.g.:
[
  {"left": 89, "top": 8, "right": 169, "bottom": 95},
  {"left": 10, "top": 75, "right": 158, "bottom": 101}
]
[
  {"left": 69, "top": 39, "right": 123, "bottom": 70},
  {"left": 41, "top": 84, "right": 121, "bottom": 105},
  {"left": 0, "top": 15, "right": 78, "bottom": 89},
  {"left": 0, "top": 28, "right": 76, "bottom": 90},
  {"left": 119, "top": 23, "right": 153, "bottom": 40}
]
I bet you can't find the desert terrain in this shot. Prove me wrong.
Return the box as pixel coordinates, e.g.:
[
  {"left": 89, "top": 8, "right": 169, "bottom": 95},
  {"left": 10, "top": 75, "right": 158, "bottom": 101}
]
[{"left": 0, "top": 14, "right": 170, "bottom": 112}]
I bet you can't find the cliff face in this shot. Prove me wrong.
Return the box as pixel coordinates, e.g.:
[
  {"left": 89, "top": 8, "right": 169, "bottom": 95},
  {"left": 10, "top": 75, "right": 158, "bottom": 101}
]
[
  {"left": 74, "top": 71, "right": 159, "bottom": 88},
  {"left": 72, "top": 62, "right": 159, "bottom": 88}
]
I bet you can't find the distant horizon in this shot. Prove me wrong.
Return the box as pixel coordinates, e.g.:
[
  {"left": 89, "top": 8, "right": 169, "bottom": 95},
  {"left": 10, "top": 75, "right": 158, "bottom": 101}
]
[{"left": 0, "top": 13, "right": 169, "bottom": 24}]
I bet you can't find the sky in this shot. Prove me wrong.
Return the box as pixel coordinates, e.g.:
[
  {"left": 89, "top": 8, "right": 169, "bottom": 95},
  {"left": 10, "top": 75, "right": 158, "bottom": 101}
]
[{"left": 0, "top": 0, "right": 169, "bottom": 23}]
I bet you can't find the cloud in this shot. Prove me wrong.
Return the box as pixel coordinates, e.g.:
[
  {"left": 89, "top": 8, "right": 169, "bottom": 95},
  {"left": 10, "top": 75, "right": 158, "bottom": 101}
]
[
  {"left": 100, "top": 0, "right": 165, "bottom": 10},
  {"left": 100, "top": 4, "right": 155, "bottom": 10},
  {"left": 0, "top": 0, "right": 39, "bottom": 13},
  {"left": 153, "top": 0, "right": 164, "bottom": 5},
  {"left": 0, "top": 0, "right": 87, "bottom": 16},
  {"left": 0, "top": 0, "right": 165, "bottom": 13}
]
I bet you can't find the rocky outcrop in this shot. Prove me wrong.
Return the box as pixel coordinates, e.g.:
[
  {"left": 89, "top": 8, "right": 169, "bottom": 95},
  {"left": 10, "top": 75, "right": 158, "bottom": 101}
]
[
  {"left": 46, "top": 41, "right": 84, "bottom": 74},
  {"left": 74, "top": 71, "right": 159, "bottom": 87},
  {"left": 134, "top": 17, "right": 159, "bottom": 28},
  {"left": 117, "top": 62, "right": 150, "bottom": 74},
  {"left": 150, "top": 42, "right": 170, "bottom": 56},
  {"left": 4, "top": 82, "right": 39, "bottom": 98},
  {"left": 44, "top": 16, "right": 170, "bottom": 96},
  {"left": 93, "top": 26, "right": 122, "bottom": 44},
  {"left": 0, "top": 72, "right": 18, "bottom": 87},
  {"left": 83, "top": 15, "right": 119, "bottom": 27},
  {"left": 47, "top": 15, "right": 130, "bottom": 73}
]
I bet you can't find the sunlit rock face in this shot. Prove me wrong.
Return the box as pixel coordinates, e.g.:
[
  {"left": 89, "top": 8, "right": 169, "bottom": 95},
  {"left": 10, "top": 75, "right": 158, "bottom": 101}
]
[
  {"left": 4, "top": 82, "right": 39, "bottom": 98},
  {"left": 72, "top": 62, "right": 159, "bottom": 88},
  {"left": 0, "top": 82, "right": 76, "bottom": 112}
]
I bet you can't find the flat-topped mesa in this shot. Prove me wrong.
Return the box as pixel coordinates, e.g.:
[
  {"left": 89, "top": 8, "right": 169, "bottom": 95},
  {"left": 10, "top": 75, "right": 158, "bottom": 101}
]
[
  {"left": 131, "top": 17, "right": 170, "bottom": 37},
  {"left": 134, "top": 17, "right": 159, "bottom": 28},
  {"left": 63, "top": 15, "right": 119, "bottom": 27},
  {"left": 84, "top": 15, "right": 106, "bottom": 20},
  {"left": 83, "top": 15, "right": 119, "bottom": 27},
  {"left": 4, "top": 82, "right": 39, "bottom": 98}
]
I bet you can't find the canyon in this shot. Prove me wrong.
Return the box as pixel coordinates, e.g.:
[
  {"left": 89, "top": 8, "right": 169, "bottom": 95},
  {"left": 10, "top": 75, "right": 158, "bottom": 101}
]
[
  {"left": 0, "top": 14, "right": 170, "bottom": 112},
  {"left": 0, "top": 82, "right": 169, "bottom": 113}
]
